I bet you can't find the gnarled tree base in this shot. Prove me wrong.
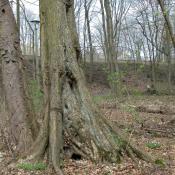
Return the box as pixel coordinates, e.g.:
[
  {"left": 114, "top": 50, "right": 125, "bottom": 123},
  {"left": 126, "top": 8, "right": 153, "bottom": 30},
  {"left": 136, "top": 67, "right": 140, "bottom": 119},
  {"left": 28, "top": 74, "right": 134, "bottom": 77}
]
[
  {"left": 27, "top": 68, "right": 152, "bottom": 173},
  {"left": 61, "top": 67, "right": 152, "bottom": 163}
]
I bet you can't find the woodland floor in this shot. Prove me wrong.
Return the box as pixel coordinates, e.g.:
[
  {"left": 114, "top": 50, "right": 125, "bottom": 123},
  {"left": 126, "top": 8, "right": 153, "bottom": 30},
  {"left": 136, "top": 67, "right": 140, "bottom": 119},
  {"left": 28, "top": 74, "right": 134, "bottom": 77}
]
[
  {"left": 0, "top": 82, "right": 175, "bottom": 175},
  {"left": 0, "top": 63, "right": 175, "bottom": 175}
]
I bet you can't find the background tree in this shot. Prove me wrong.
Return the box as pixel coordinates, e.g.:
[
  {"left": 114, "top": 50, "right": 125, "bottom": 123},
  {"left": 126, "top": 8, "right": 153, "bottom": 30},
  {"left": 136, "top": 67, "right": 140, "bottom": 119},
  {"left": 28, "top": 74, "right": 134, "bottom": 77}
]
[{"left": 84, "top": 0, "right": 94, "bottom": 81}]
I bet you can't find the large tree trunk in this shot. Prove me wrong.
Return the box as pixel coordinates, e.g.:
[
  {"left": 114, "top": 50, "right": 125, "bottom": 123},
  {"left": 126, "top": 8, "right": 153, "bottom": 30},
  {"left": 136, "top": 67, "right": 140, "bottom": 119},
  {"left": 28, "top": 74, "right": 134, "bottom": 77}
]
[
  {"left": 28, "top": 1, "right": 152, "bottom": 174},
  {"left": 0, "top": 0, "right": 38, "bottom": 154},
  {"left": 27, "top": 1, "right": 64, "bottom": 174}
]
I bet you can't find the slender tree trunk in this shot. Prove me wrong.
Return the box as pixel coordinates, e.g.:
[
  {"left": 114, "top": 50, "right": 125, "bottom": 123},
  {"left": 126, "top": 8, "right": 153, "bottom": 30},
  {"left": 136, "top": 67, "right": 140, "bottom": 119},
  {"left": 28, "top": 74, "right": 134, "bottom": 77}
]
[
  {"left": 104, "top": 0, "right": 118, "bottom": 73},
  {"left": 0, "top": 0, "right": 38, "bottom": 154},
  {"left": 83, "top": 18, "right": 87, "bottom": 64},
  {"left": 16, "top": 0, "right": 20, "bottom": 34},
  {"left": 84, "top": 0, "right": 94, "bottom": 81},
  {"left": 158, "top": 0, "right": 172, "bottom": 93},
  {"left": 165, "top": 26, "right": 172, "bottom": 93},
  {"left": 157, "top": 0, "right": 175, "bottom": 48},
  {"left": 100, "top": 0, "right": 109, "bottom": 64}
]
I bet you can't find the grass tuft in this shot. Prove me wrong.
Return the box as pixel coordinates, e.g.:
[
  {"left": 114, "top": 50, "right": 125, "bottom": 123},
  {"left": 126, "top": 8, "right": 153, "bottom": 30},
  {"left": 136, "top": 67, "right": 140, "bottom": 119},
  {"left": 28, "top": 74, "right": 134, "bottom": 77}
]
[
  {"left": 17, "top": 162, "right": 47, "bottom": 171},
  {"left": 155, "top": 159, "right": 166, "bottom": 167},
  {"left": 146, "top": 142, "right": 161, "bottom": 149}
]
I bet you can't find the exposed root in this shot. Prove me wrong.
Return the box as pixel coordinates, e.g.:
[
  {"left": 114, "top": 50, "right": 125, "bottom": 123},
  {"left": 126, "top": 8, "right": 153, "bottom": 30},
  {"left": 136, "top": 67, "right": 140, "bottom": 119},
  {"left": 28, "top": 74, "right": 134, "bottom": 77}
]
[
  {"left": 130, "top": 145, "right": 153, "bottom": 163},
  {"left": 25, "top": 104, "right": 63, "bottom": 174},
  {"left": 49, "top": 109, "right": 63, "bottom": 173},
  {"left": 64, "top": 117, "right": 153, "bottom": 164},
  {"left": 60, "top": 65, "right": 154, "bottom": 164},
  {"left": 26, "top": 104, "right": 49, "bottom": 161}
]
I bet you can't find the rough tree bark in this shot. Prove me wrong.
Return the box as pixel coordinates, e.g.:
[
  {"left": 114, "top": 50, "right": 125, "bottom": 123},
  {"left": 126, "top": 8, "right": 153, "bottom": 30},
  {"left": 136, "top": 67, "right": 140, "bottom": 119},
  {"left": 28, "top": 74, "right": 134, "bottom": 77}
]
[
  {"left": 66, "top": 0, "right": 82, "bottom": 64},
  {"left": 0, "top": 0, "right": 38, "bottom": 154},
  {"left": 104, "top": 0, "right": 118, "bottom": 73},
  {"left": 27, "top": 0, "right": 152, "bottom": 174}
]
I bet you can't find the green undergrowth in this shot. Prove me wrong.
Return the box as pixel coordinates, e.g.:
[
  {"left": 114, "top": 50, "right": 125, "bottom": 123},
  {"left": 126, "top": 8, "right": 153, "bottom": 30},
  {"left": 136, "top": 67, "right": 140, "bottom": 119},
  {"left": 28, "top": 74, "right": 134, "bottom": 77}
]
[
  {"left": 17, "top": 162, "right": 47, "bottom": 171},
  {"left": 28, "top": 80, "right": 43, "bottom": 112},
  {"left": 93, "top": 94, "right": 115, "bottom": 104},
  {"left": 129, "top": 88, "right": 144, "bottom": 96},
  {"left": 146, "top": 142, "right": 161, "bottom": 149},
  {"left": 155, "top": 159, "right": 166, "bottom": 167}
]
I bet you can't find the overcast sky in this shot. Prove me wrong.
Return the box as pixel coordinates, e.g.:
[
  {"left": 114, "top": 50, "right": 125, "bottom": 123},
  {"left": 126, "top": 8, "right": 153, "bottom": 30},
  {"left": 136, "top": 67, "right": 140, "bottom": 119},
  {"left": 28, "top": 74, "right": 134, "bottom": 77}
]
[{"left": 20, "top": 0, "right": 39, "bottom": 16}]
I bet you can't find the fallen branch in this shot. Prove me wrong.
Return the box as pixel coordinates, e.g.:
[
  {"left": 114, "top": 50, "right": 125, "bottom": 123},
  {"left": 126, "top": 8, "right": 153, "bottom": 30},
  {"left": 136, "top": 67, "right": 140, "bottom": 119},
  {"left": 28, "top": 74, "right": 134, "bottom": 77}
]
[{"left": 136, "top": 104, "right": 175, "bottom": 115}]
